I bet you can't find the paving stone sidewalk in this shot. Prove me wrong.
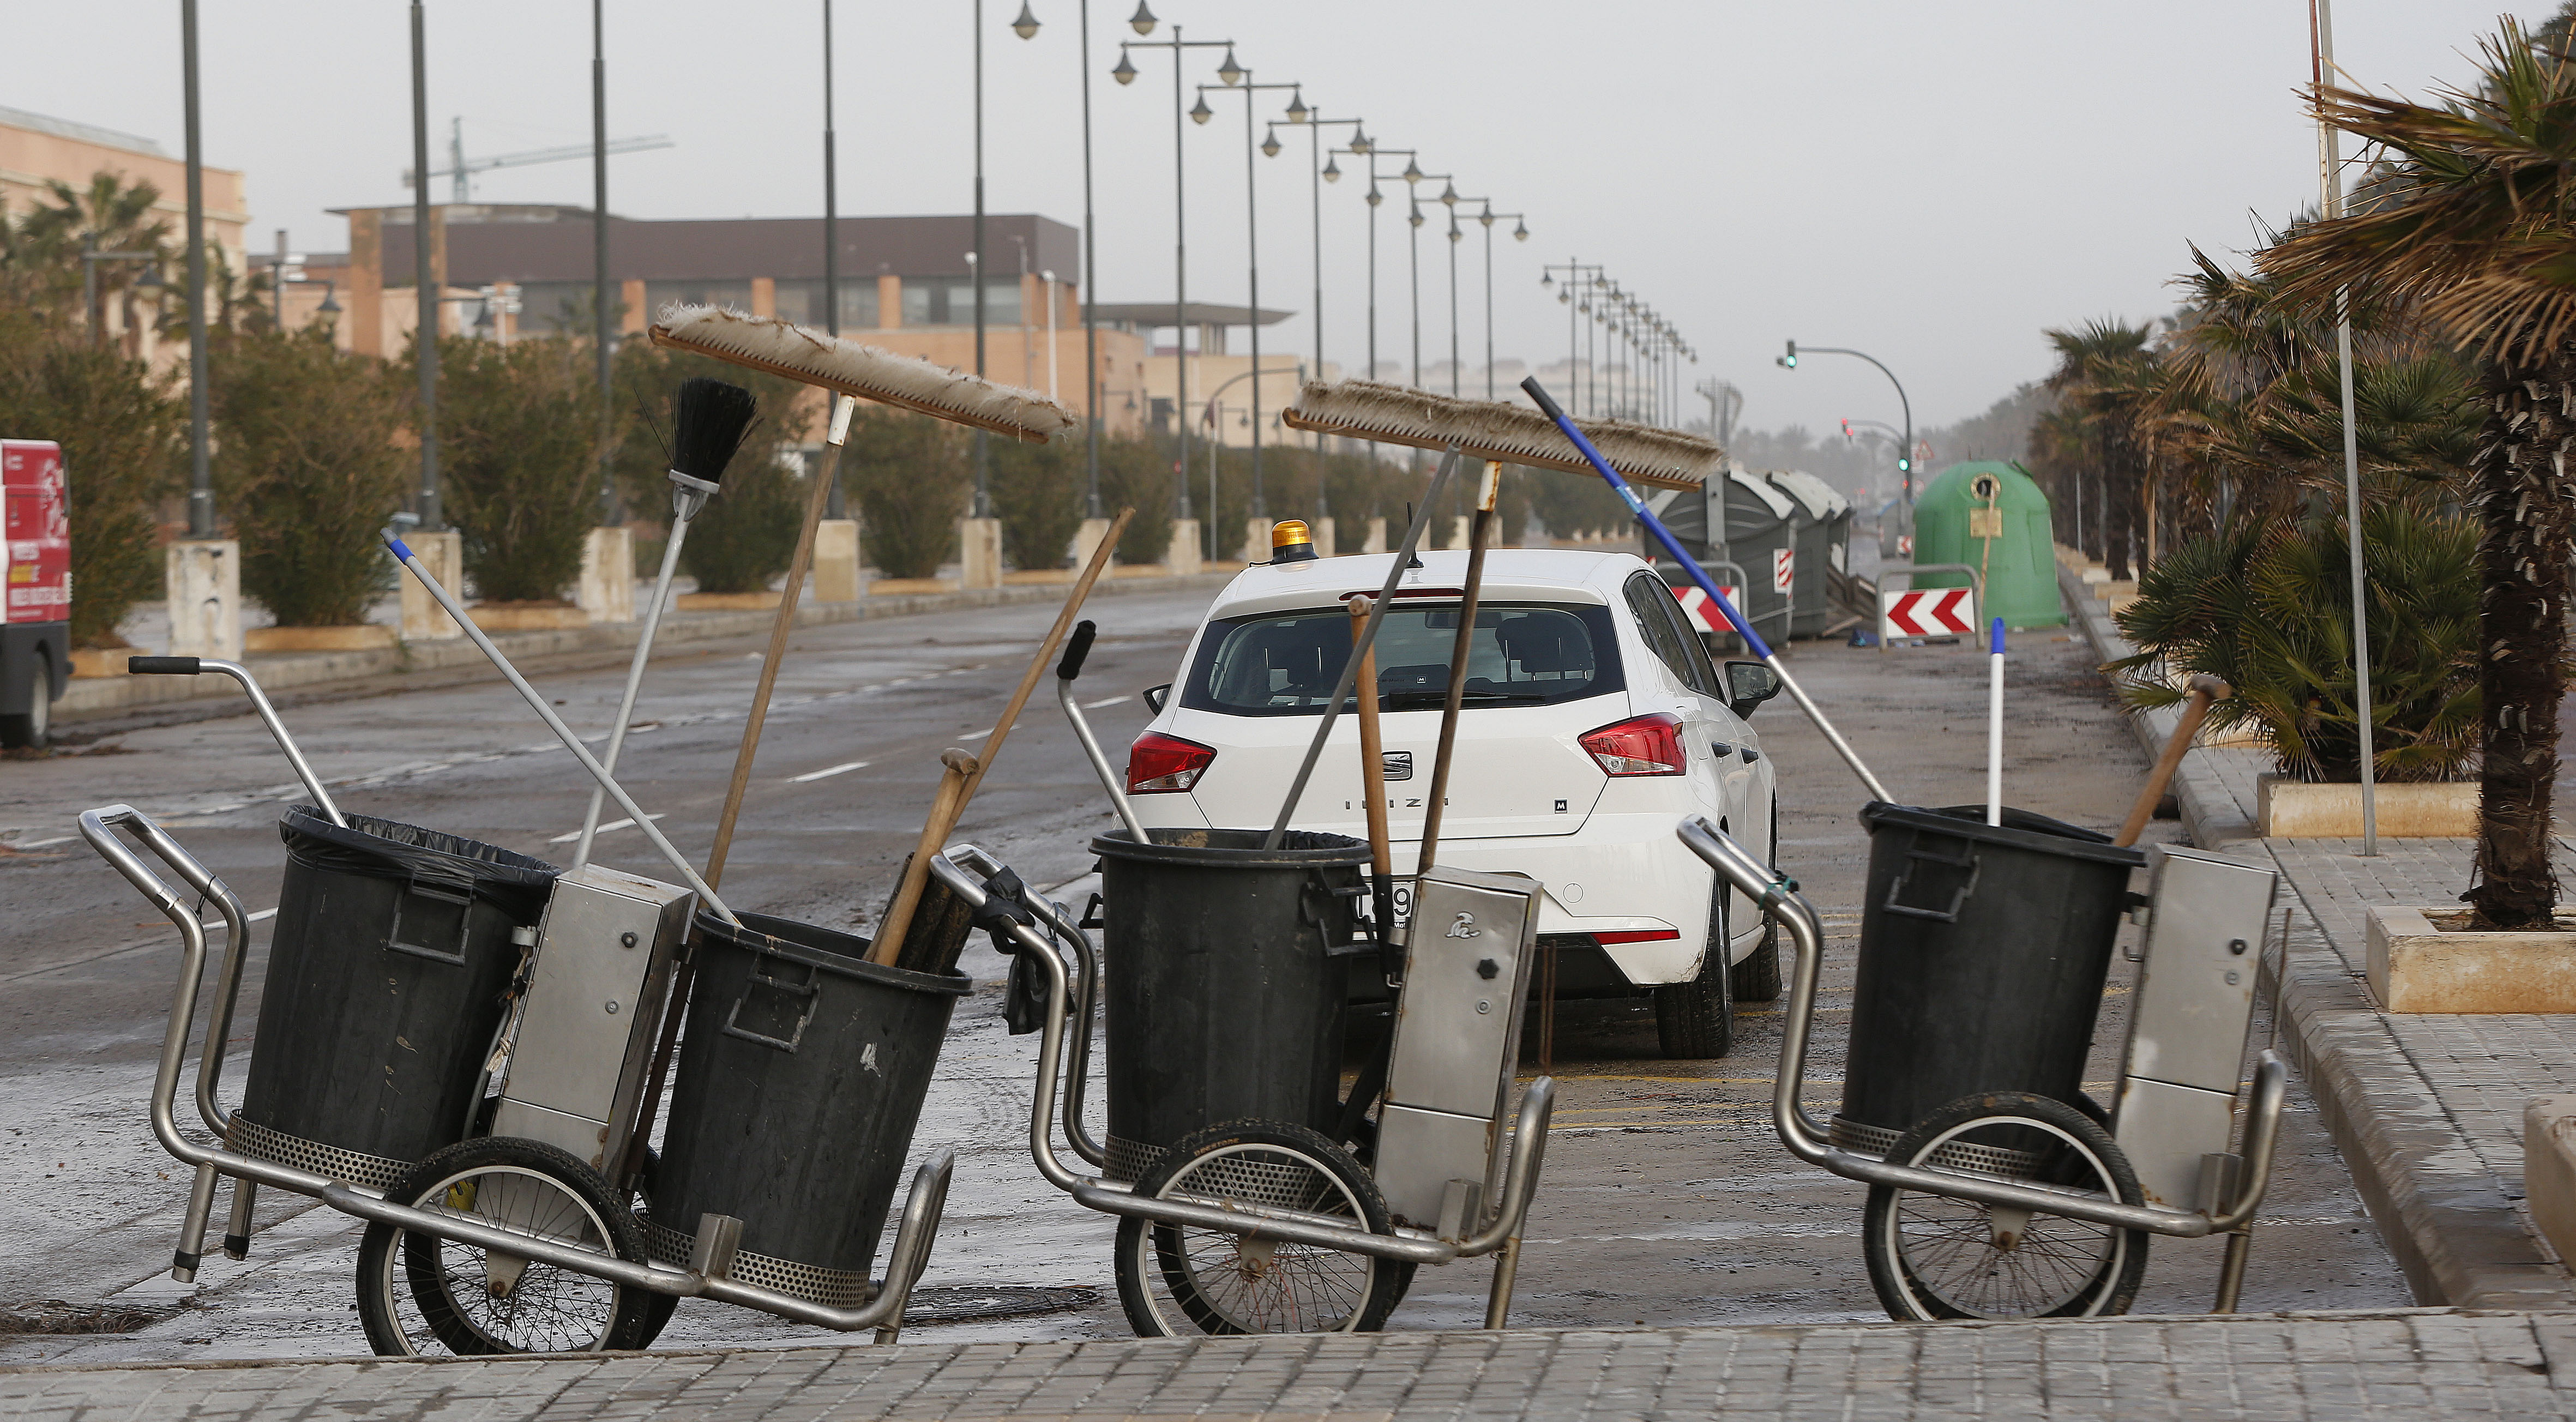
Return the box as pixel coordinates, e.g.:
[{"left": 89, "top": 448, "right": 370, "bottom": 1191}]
[
  {"left": 2056, "top": 559, "right": 2576, "bottom": 1311},
  {"left": 4, "top": 1309, "right": 2573, "bottom": 1420}
]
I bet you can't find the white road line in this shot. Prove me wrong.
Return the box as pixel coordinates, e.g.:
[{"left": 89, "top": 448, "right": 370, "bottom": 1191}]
[
  {"left": 959, "top": 727, "right": 993, "bottom": 740},
  {"left": 10, "top": 836, "right": 74, "bottom": 850},
  {"left": 549, "top": 814, "right": 664, "bottom": 843},
  {"left": 1080, "top": 695, "right": 1130, "bottom": 709},
  {"left": 790, "top": 760, "right": 871, "bottom": 783}
]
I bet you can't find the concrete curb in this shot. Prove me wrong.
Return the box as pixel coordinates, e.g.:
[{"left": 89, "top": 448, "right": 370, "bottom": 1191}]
[
  {"left": 2055, "top": 559, "right": 2576, "bottom": 1310},
  {"left": 58, "top": 574, "right": 1235, "bottom": 726}
]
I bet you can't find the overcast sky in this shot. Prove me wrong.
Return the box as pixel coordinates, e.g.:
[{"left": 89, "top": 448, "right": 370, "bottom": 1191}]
[{"left": 7, "top": 1, "right": 2554, "bottom": 436}]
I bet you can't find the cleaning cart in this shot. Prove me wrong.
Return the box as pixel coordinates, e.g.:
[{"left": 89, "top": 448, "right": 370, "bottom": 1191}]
[
  {"left": 81, "top": 656, "right": 958, "bottom": 1357},
  {"left": 1677, "top": 813, "right": 2290, "bottom": 1321},
  {"left": 923, "top": 842, "right": 1553, "bottom": 1337}
]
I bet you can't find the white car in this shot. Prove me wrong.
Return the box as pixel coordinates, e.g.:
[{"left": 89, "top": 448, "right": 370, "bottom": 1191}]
[{"left": 1123, "top": 546, "right": 1784, "bottom": 1058}]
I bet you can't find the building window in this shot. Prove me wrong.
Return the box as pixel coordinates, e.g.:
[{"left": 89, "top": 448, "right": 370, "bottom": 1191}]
[
  {"left": 509, "top": 281, "right": 607, "bottom": 334},
  {"left": 643, "top": 281, "right": 754, "bottom": 318},
  {"left": 772, "top": 278, "right": 880, "bottom": 329},
  {"left": 899, "top": 276, "right": 1021, "bottom": 328}
]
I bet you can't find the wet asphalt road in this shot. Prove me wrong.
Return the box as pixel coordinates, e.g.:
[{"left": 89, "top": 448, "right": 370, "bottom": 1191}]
[{"left": 0, "top": 576, "right": 2409, "bottom": 1363}]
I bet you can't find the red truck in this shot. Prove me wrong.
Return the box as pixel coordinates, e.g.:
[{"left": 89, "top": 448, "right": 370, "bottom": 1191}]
[{"left": 2, "top": 439, "right": 71, "bottom": 749}]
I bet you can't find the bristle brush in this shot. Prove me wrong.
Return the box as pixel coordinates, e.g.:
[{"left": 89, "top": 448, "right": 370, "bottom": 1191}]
[
  {"left": 650, "top": 305, "right": 1075, "bottom": 441},
  {"left": 1282, "top": 379, "right": 1720, "bottom": 491},
  {"left": 572, "top": 376, "right": 761, "bottom": 867}
]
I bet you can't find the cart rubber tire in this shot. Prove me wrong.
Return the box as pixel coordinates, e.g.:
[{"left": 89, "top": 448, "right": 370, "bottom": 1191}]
[
  {"left": 356, "top": 1136, "right": 660, "bottom": 1357},
  {"left": 0, "top": 675, "right": 48, "bottom": 751},
  {"left": 1861, "top": 1091, "right": 2148, "bottom": 1322},
  {"left": 628, "top": 1147, "right": 678, "bottom": 1347},
  {"left": 1115, "top": 1119, "right": 1405, "bottom": 1337},
  {"left": 1654, "top": 886, "right": 1734, "bottom": 1059}
]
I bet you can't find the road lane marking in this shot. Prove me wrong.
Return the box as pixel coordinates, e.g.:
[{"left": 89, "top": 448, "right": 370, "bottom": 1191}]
[
  {"left": 1080, "top": 696, "right": 1130, "bottom": 709},
  {"left": 790, "top": 761, "right": 871, "bottom": 783},
  {"left": 550, "top": 814, "right": 664, "bottom": 843}
]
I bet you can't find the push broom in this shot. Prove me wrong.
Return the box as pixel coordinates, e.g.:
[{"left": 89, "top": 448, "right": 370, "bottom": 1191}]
[
  {"left": 1284, "top": 378, "right": 1894, "bottom": 804},
  {"left": 570, "top": 377, "right": 760, "bottom": 869}
]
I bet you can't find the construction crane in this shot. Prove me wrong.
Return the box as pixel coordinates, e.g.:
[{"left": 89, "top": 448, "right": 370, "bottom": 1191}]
[{"left": 401, "top": 118, "right": 676, "bottom": 202}]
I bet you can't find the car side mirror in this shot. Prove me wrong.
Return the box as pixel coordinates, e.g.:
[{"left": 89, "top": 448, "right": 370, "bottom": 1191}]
[
  {"left": 1142, "top": 683, "right": 1171, "bottom": 714},
  {"left": 1724, "top": 661, "right": 1781, "bottom": 719}
]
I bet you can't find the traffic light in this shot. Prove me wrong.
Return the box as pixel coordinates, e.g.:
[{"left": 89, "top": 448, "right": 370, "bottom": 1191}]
[
  {"left": 1777, "top": 339, "right": 1798, "bottom": 369},
  {"left": 1898, "top": 455, "right": 1912, "bottom": 473}
]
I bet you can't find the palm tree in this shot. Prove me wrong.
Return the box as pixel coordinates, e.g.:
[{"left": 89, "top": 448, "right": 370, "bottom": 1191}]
[
  {"left": 2262, "top": 17, "right": 2576, "bottom": 930},
  {"left": 2043, "top": 320, "right": 2158, "bottom": 579},
  {"left": 13, "top": 173, "right": 172, "bottom": 356}
]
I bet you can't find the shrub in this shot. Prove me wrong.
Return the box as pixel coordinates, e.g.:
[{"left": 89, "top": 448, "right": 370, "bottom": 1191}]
[
  {"left": 681, "top": 449, "right": 805, "bottom": 593},
  {"left": 430, "top": 337, "right": 598, "bottom": 603},
  {"left": 210, "top": 328, "right": 410, "bottom": 625},
  {"left": 1096, "top": 435, "right": 1176, "bottom": 564},
  {"left": 843, "top": 407, "right": 967, "bottom": 579},
  {"left": 989, "top": 433, "right": 1084, "bottom": 570},
  {"left": 0, "top": 314, "right": 181, "bottom": 644},
  {"left": 2111, "top": 504, "right": 2481, "bottom": 782}
]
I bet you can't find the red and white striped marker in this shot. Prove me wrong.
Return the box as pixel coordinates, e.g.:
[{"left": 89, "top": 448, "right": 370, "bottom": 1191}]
[
  {"left": 1880, "top": 587, "right": 1977, "bottom": 639},
  {"left": 1674, "top": 585, "right": 1742, "bottom": 634}
]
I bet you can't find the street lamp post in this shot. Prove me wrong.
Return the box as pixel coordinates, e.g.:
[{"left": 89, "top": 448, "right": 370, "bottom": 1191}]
[
  {"left": 1780, "top": 339, "right": 1913, "bottom": 518},
  {"left": 1346, "top": 147, "right": 1416, "bottom": 385},
  {"left": 1540, "top": 261, "right": 1601, "bottom": 413},
  {"left": 1473, "top": 205, "right": 1528, "bottom": 401},
  {"left": 971, "top": 0, "right": 991, "bottom": 517},
  {"left": 1011, "top": 0, "right": 1105, "bottom": 519},
  {"left": 1116, "top": 14, "right": 1239, "bottom": 525},
  {"left": 408, "top": 0, "right": 441, "bottom": 530},
  {"left": 1198, "top": 75, "right": 1298, "bottom": 522},
  {"left": 1279, "top": 109, "right": 1362, "bottom": 529}
]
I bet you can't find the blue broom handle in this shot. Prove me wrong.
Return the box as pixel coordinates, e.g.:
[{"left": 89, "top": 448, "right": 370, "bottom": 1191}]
[{"left": 1519, "top": 378, "right": 1894, "bottom": 805}]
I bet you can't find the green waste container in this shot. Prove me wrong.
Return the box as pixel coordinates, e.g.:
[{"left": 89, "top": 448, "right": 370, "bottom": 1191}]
[{"left": 1909, "top": 461, "right": 2065, "bottom": 629}]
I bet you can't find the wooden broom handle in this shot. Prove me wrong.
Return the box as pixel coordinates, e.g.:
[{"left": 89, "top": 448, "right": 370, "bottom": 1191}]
[
  {"left": 870, "top": 749, "right": 980, "bottom": 965},
  {"left": 868, "top": 509, "right": 1134, "bottom": 961},
  {"left": 705, "top": 398, "right": 854, "bottom": 890},
  {"left": 2115, "top": 674, "right": 2231, "bottom": 848},
  {"left": 1350, "top": 598, "right": 1393, "bottom": 882}
]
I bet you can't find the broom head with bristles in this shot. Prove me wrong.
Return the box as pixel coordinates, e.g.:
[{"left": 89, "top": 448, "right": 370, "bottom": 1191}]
[
  {"left": 650, "top": 304, "right": 1078, "bottom": 443},
  {"left": 1282, "top": 379, "right": 1722, "bottom": 490},
  {"left": 669, "top": 376, "right": 760, "bottom": 486}
]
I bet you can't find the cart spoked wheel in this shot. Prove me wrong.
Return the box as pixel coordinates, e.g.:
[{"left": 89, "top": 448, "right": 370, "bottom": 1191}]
[
  {"left": 1862, "top": 1092, "right": 2149, "bottom": 1322},
  {"left": 356, "top": 1137, "right": 661, "bottom": 1357},
  {"left": 1116, "top": 1120, "right": 1406, "bottom": 1337}
]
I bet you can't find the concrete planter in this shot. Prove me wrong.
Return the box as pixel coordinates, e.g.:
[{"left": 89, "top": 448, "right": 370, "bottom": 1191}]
[
  {"left": 2367, "top": 905, "right": 2576, "bottom": 1012},
  {"left": 467, "top": 602, "right": 589, "bottom": 632},
  {"left": 2257, "top": 776, "right": 2477, "bottom": 837},
  {"left": 673, "top": 592, "right": 779, "bottom": 611},
  {"left": 68, "top": 648, "right": 127, "bottom": 679},
  {"left": 244, "top": 624, "right": 398, "bottom": 653},
  {"left": 868, "top": 578, "right": 952, "bottom": 596}
]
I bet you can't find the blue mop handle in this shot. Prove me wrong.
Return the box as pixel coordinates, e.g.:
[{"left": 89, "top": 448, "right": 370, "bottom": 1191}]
[
  {"left": 1519, "top": 378, "right": 1893, "bottom": 805},
  {"left": 1518, "top": 381, "right": 1771, "bottom": 659}
]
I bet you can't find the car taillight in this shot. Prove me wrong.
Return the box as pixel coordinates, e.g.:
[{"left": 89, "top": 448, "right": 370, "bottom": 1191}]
[
  {"left": 1128, "top": 732, "right": 1217, "bottom": 793},
  {"left": 1593, "top": 929, "right": 1683, "bottom": 945},
  {"left": 1579, "top": 713, "right": 1686, "bottom": 776}
]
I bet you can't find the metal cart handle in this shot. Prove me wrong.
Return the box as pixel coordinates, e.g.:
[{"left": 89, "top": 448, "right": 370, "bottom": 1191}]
[
  {"left": 1674, "top": 814, "right": 2285, "bottom": 1239},
  {"left": 126, "top": 658, "right": 345, "bottom": 828},
  {"left": 80, "top": 805, "right": 252, "bottom": 1140}
]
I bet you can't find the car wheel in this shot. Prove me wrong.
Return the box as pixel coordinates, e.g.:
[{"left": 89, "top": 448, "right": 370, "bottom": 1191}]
[
  {"left": 1654, "top": 883, "right": 1734, "bottom": 1059},
  {"left": 0, "top": 666, "right": 50, "bottom": 751}
]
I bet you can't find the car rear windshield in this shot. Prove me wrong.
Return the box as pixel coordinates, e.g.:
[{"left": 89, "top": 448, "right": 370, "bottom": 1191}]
[{"left": 1181, "top": 601, "right": 1625, "bottom": 717}]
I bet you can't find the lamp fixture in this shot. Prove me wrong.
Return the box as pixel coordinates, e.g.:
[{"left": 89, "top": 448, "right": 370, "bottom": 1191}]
[
  {"left": 1128, "top": 1, "right": 1155, "bottom": 34},
  {"left": 1011, "top": 1, "right": 1039, "bottom": 39}
]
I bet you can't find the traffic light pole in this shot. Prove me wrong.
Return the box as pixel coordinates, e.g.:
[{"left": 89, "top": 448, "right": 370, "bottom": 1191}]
[{"left": 1780, "top": 339, "right": 1911, "bottom": 523}]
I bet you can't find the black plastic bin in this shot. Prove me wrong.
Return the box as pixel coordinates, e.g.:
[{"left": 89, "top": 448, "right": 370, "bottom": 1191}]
[
  {"left": 1837, "top": 803, "right": 2146, "bottom": 1153},
  {"left": 651, "top": 911, "right": 968, "bottom": 1306},
  {"left": 1093, "top": 827, "right": 1371, "bottom": 1182},
  {"left": 233, "top": 807, "right": 558, "bottom": 1187}
]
